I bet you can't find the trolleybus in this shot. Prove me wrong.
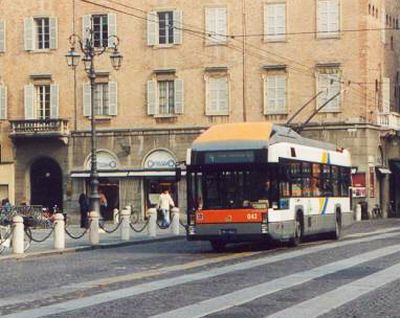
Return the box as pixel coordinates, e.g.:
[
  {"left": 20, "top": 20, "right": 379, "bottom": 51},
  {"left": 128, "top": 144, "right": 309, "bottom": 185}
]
[{"left": 185, "top": 122, "right": 352, "bottom": 251}]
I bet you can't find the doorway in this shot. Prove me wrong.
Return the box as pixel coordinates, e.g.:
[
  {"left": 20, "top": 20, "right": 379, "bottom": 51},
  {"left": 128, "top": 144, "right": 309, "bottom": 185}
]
[
  {"left": 30, "top": 158, "right": 63, "bottom": 211},
  {"left": 144, "top": 178, "right": 178, "bottom": 211}
]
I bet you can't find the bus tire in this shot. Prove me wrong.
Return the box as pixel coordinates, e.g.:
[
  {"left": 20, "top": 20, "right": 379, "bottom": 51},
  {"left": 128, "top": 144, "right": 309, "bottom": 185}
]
[
  {"left": 330, "top": 210, "right": 342, "bottom": 240},
  {"left": 288, "top": 212, "right": 303, "bottom": 247},
  {"left": 210, "top": 240, "right": 226, "bottom": 252}
]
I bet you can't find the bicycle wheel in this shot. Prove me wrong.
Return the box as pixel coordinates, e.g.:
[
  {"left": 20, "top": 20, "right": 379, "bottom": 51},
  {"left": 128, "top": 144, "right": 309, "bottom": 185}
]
[{"left": 130, "top": 210, "right": 139, "bottom": 224}]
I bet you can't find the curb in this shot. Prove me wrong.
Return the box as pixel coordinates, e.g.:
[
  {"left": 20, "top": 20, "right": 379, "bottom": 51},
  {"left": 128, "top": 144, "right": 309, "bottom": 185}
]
[{"left": 0, "top": 235, "right": 185, "bottom": 261}]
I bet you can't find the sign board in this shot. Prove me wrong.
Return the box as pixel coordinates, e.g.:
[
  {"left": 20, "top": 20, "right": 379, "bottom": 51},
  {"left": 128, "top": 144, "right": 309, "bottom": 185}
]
[
  {"left": 144, "top": 150, "right": 176, "bottom": 169},
  {"left": 86, "top": 151, "right": 119, "bottom": 170}
]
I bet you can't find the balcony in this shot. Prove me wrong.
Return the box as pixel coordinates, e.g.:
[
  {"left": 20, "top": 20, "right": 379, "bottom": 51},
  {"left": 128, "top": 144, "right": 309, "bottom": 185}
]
[
  {"left": 9, "top": 119, "right": 70, "bottom": 144},
  {"left": 377, "top": 112, "right": 400, "bottom": 131}
]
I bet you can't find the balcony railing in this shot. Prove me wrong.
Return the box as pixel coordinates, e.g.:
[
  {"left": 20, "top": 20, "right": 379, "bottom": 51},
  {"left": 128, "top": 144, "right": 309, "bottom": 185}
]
[
  {"left": 377, "top": 112, "right": 400, "bottom": 130},
  {"left": 9, "top": 119, "right": 70, "bottom": 141}
]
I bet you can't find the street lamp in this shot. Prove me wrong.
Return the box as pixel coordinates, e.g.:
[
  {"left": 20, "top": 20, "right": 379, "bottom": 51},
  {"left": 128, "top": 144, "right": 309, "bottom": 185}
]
[{"left": 66, "top": 30, "right": 123, "bottom": 215}]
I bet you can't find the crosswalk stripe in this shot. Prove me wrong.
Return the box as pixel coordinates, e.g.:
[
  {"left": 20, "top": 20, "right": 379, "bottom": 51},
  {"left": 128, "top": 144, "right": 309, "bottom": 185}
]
[
  {"left": 151, "top": 244, "right": 400, "bottom": 318},
  {"left": 2, "top": 230, "right": 399, "bottom": 318},
  {"left": 267, "top": 261, "right": 400, "bottom": 318}
]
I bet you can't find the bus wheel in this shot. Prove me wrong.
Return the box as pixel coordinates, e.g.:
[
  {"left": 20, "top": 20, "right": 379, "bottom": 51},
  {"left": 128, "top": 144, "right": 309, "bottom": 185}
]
[
  {"left": 210, "top": 240, "right": 226, "bottom": 252},
  {"left": 330, "top": 211, "right": 342, "bottom": 240},
  {"left": 288, "top": 213, "right": 303, "bottom": 247}
]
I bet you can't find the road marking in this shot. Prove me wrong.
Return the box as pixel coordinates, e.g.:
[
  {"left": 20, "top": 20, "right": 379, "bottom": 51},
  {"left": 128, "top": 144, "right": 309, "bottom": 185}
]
[
  {"left": 151, "top": 244, "right": 400, "bottom": 318},
  {"left": 2, "top": 230, "right": 399, "bottom": 318},
  {"left": 344, "top": 226, "right": 400, "bottom": 239},
  {"left": 267, "top": 261, "right": 400, "bottom": 318},
  {"left": 0, "top": 252, "right": 259, "bottom": 307}
]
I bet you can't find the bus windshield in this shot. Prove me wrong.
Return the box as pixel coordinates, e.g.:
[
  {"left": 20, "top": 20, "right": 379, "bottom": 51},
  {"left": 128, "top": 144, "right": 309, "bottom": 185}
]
[{"left": 188, "top": 165, "right": 280, "bottom": 210}]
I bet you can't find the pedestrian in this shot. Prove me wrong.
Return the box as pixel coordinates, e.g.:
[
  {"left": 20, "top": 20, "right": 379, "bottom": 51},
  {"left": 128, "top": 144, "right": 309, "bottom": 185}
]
[
  {"left": 78, "top": 193, "right": 89, "bottom": 228},
  {"left": 99, "top": 190, "right": 108, "bottom": 221},
  {"left": 157, "top": 189, "right": 175, "bottom": 226}
]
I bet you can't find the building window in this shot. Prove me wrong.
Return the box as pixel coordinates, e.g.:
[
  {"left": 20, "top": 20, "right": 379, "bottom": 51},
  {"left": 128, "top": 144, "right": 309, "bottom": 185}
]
[
  {"left": 94, "top": 83, "right": 109, "bottom": 115},
  {"left": 35, "top": 18, "right": 50, "bottom": 49},
  {"left": 36, "top": 85, "right": 51, "bottom": 119},
  {"left": 147, "top": 78, "right": 184, "bottom": 116},
  {"left": 158, "top": 12, "right": 174, "bottom": 44},
  {"left": 206, "top": 77, "right": 229, "bottom": 116},
  {"left": 264, "top": 75, "right": 288, "bottom": 115},
  {"left": 147, "top": 11, "right": 182, "bottom": 46},
  {"left": 158, "top": 80, "right": 175, "bottom": 114},
  {"left": 82, "top": 14, "right": 117, "bottom": 48},
  {"left": 205, "top": 7, "right": 227, "bottom": 44},
  {"left": 83, "top": 81, "right": 118, "bottom": 117},
  {"left": 264, "top": 3, "right": 286, "bottom": 41},
  {"left": 24, "top": 17, "right": 57, "bottom": 51},
  {"left": 92, "top": 15, "right": 108, "bottom": 48},
  {"left": 317, "top": 0, "right": 340, "bottom": 38},
  {"left": 317, "top": 70, "right": 341, "bottom": 112},
  {"left": 24, "top": 83, "right": 59, "bottom": 120}
]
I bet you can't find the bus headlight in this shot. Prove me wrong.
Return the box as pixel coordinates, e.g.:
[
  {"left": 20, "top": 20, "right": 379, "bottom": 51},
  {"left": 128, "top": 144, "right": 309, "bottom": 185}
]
[
  {"left": 188, "top": 226, "right": 196, "bottom": 235},
  {"left": 261, "top": 224, "right": 268, "bottom": 234}
]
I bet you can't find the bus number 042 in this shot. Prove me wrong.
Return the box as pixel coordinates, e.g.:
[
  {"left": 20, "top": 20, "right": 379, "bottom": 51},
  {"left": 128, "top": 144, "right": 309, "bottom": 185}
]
[{"left": 246, "top": 213, "right": 258, "bottom": 220}]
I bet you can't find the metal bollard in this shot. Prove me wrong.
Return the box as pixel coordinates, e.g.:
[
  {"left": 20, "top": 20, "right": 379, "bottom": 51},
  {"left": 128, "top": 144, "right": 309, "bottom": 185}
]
[
  {"left": 171, "top": 207, "right": 180, "bottom": 235},
  {"left": 89, "top": 211, "right": 100, "bottom": 245},
  {"left": 355, "top": 204, "right": 362, "bottom": 221},
  {"left": 147, "top": 208, "right": 157, "bottom": 237},
  {"left": 54, "top": 213, "right": 65, "bottom": 250},
  {"left": 113, "top": 208, "right": 119, "bottom": 224},
  {"left": 12, "top": 215, "right": 24, "bottom": 254},
  {"left": 120, "top": 208, "right": 131, "bottom": 241}
]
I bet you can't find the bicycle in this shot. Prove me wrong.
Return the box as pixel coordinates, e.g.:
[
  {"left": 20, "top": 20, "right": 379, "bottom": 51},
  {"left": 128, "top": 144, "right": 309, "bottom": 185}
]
[
  {"left": 130, "top": 206, "right": 140, "bottom": 224},
  {"left": 0, "top": 219, "right": 32, "bottom": 253}
]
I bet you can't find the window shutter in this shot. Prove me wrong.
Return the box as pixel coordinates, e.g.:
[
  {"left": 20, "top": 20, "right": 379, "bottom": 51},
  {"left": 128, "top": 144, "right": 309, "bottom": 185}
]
[
  {"left": 329, "top": 0, "right": 339, "bottom": 33},
  {"left": 206, "top": 78, "right": 216, "bottom": 115},
  {"left": 216, "top": 8, "right": 227, "bottom": 43},
  {"left": 277, "top": 76, "right": 287, "bottom": 113},
  {"left": 318, "top": 73, "right": 340, "bottom": 112},
  {"left": 383, "top": 77, "right": 391, "bottom": 113},
  {"left": 219, "top": 78, "right": 229, "bottom": 115},
  {"left": 24, "top": 85, "right": 35, "bottom": 119},
  {"left": 82, "top": 15, "right": 91, "bottom": 44},
  {"left": 266, "top": 77, "right": 276, "bottom": 114},
  {"left": 49, "top": 17, "right": 58, "bottom": 49},
  {"left": 174, "top": 79, "right": 184, "bottom": 114},
  {"left": 173, "top": 10, "right": 182, "bottom": 45},
  {"left": 147, "top": 80, "right": 157, "bottom": 115},
  {"left": 0, "top": 20, "right": 5, "bottom": 52},
  {"left": 206, "top": 8, "right": 216, "bottom": 43},
  {"left": 24, "top": 17, "right": 34, "bottom": 51},
  {"left": 83, "top": 83, "right": 91, "bottom": 117},
  {"left": 381, "top": 10, "right": 386, "bottom": 44},
  {"left": 108, "top": 81, "right": 118, "bottom": 115},
  {"left": 266, "top": 4, "right": 286, "bottom": 41},
  {"left": 107, "top": 13, "right": 117, "bottom": 47},
  {"left": 147, "top": 12, "right": 158, "bottom": 46},
  {"left": 50, "top": 84, "right": 59, "bottom": 119},
  {"left": 0, "top": 85, "right": 7, "bottom": 119}
]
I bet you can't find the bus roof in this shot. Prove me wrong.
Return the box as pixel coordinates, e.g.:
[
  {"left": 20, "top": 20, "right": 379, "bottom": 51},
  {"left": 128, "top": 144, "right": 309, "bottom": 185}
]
[{"left": 192, "top": 122, "right": 337, "bottom": 152}]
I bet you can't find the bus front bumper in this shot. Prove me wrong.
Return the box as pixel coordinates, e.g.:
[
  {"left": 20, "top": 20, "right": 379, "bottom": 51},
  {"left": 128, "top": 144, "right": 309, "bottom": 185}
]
[{"left": 186, "top": 221, "right": 294, "bottom": 242}]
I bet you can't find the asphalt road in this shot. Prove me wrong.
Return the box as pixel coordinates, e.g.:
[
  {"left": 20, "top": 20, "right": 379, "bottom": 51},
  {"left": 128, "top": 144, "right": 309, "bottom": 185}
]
[{"left": 1, "top": 219, "right": 400, "bottom": 318}]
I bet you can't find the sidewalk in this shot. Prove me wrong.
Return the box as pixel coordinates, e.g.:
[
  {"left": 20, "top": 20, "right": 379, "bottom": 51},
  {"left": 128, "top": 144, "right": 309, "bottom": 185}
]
[{"left": 0, "top": 221, "right": 185, "bottom": 260}]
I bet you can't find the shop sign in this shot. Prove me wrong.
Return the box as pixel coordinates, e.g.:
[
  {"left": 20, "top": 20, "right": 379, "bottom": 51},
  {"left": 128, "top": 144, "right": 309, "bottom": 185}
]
[
  {"left": 144, "top": 151, "right": 176, "bottom": 169},
  {"left": 86, "top": 151, "right": 119, "bottom": 170}
]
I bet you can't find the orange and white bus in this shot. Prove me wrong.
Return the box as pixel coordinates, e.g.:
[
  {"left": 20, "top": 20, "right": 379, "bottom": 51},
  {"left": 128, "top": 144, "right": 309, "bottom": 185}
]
[{"left": 185, "top": 122, "right": 352, "bottom": 251}]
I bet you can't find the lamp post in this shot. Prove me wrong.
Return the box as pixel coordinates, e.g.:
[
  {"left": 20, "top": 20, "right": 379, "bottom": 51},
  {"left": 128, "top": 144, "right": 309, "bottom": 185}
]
[{"left": 66, "top": 29, "right": 123, "bottom": 214}]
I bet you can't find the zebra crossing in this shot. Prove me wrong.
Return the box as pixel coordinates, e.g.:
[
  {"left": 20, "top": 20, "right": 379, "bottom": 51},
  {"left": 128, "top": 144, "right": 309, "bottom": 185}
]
[{"left": 3, "top": 226, "right": 400, "bottom": 318}]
